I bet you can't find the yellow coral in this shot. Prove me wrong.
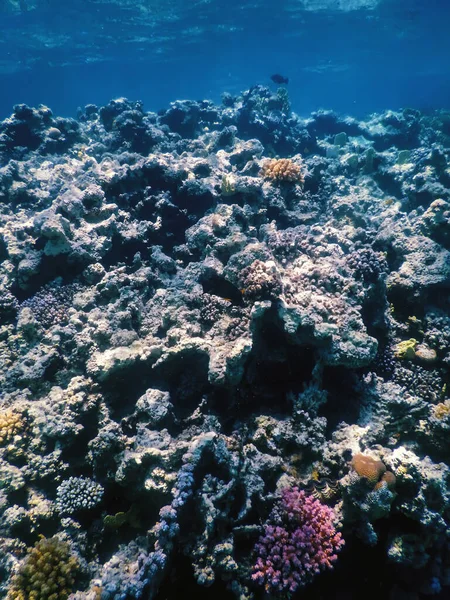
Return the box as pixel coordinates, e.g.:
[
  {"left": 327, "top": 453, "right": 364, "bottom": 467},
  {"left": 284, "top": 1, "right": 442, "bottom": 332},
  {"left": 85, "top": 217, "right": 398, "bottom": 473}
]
[
  {"left": 7, "top": 537, "right": 79, "bottom": 600},
  {"left": 221, "top": 173, "right": 237, "bottom": 196},
  {"left": 0, "top": 409, "right": 24, "bottom": 446},
  {"left": 260, "top": 158, "right": 305, "bottom": 184},
  {"left": 393, "top": 338, "right": 418, "bottom": 360},
  {"left": 433, "top": 400, "right": 450, "bottom": 420}
]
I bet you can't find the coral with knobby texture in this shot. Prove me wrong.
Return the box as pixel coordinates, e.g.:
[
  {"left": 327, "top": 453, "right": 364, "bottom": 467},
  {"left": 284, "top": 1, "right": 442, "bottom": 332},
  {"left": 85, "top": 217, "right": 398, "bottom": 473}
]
[
  {"left": 0, "top": 409, "right": 24, "bottom": 446},
  {"left": 346, "top": 247, "right": 388, "bottom": 283},
  {"left": 252, "top": 488, "right": 344, "bottom": 596},
  {"left": 20, "top": 281, "right": 82, "bottom": 329},
  {"left": 240, "top": 259, "right": 283, "bottom": 301},
  {"left": 7, "top": 536, "right": 79, "bottom": 600},
  {"left": 55, "top": 476, "right": 104, "bottom": 515},
  {"left": 260, "top": 158, "right": 305, "bottom": 183}
]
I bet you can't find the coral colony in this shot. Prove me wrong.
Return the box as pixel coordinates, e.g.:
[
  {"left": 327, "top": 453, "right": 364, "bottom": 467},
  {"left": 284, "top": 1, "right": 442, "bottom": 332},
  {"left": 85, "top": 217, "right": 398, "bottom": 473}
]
[
  {"left": 0, "top": 86, "right": 450, "bottom": 599},
  {"left": 252, "top": 488, "right": 344, "bottom": 595}
]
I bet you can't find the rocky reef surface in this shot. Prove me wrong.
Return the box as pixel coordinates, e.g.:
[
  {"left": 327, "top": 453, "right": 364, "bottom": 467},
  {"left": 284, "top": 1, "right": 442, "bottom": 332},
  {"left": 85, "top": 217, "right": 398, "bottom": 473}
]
[{"left": 0, "top": 86, "right": 450, "bottom": 599}]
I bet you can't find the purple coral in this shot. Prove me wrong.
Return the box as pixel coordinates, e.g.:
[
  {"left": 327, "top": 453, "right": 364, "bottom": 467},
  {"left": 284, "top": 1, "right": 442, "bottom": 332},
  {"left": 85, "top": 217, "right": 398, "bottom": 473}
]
[{"left": 252, "top": 487, "right": 344, "bottom": 596}]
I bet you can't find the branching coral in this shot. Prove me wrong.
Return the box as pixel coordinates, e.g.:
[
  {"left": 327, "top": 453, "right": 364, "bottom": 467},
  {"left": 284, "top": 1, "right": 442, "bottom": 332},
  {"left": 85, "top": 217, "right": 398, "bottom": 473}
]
[
  {"left": 252, "top": 488, "right": 344, "bottom": 596},
  {"left": 0, "top": 409, "right": 24, "bottom": 446},
  {"left": 55, "top": 476, "right": 104, "bottom": 515},
  {"left": 7, "top": 536, "right": 79, "bottom": 600},
  {"left": 260, "top": 158, "right": 305, "bottom": 183}
]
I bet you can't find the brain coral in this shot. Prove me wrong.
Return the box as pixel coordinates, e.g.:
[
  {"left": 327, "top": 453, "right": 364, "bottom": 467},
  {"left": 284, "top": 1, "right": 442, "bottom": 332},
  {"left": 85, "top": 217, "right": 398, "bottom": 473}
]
[{"left": 351, "top": 454, "right": 386, "bottom": 485}]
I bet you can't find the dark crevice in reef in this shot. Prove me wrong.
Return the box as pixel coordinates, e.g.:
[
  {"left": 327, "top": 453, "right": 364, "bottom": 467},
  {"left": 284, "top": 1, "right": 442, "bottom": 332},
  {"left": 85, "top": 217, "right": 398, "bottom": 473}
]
[
  {"left": 151, "top": 349, "right": 211, "bottom": 420},
  {"left": 154, "top": 551, "right": 235, "bottom": 600},
  {"left": 98, "top": 487, "right": 161, "bottom": 563},
  {"left": 297, "top": 531, "right": 395, "bottom": 600},
  {"left": 11, "top": 258, "right": 84, "bottom": 303},
  {"left": 60, "top": 408, "right": 100, "bottom": 468},
  {"left": 386, "top": 284, "right": 428, "bottom": 322},
  {"left": 221, "top": 310, "right": 316, "bottom": 423},
  {"left": 8, "top": 518, "right": 61, "bottom": 551},
  {"left": 41, "top": 353, "right": 66, "bottom": 384},
  {"left": 200, "top": 272, "right": 245, "bottom": 305},
  {"left": 100, "top": 361, "right": 159, "bottom": 421},
  {"left": 103, "top": 347, "right": 210, "bottom": 422},
  {"left": 102, "top": 233, "right": 151, "bottom": 268},
  {"left": 321, "top": 367, "right": 362, "bottom": 434},
  {"left": 373, "top": 171, "right": 403, "bottom": 198},
  {"left": 0, "top": 234, "right": 8, "bottom": 261},
  {"left": 174, "top": 187, "right": 216, "bottom": 216},
  {"left": 360, "top": 286, "right": 389, "bottom": 339}
]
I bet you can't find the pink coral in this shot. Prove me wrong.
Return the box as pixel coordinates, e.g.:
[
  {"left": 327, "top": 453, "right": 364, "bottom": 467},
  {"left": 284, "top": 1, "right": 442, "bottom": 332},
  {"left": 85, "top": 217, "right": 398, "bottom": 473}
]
[{"left": 252, "top": 487, "right": 344, "bottom": 596}]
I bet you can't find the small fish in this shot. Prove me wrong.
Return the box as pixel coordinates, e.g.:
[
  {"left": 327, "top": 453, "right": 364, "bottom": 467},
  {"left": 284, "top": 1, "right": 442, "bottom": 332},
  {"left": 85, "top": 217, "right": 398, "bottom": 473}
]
[{"left": 270, "top": 73, "right": 289, "bottom": 85}]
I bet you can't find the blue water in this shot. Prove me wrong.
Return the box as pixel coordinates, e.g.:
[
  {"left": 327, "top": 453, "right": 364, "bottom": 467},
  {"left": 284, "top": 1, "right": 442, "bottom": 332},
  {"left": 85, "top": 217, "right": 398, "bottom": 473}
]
[{"left": 1, "top": 0, "right": 449, "bottom": 118}]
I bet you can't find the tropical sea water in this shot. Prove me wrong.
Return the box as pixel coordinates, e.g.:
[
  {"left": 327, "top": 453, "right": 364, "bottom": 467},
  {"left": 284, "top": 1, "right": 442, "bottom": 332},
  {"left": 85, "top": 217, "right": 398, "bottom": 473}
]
[{"left": 1, "top": 0, "right": 449, "bottom": 119}]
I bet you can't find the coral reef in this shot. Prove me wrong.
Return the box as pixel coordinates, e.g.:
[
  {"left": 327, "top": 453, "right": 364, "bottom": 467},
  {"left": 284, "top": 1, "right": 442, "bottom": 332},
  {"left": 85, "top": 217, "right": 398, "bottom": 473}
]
[{"left": 0, "top": 87, "right": 449, "bottom": 599}]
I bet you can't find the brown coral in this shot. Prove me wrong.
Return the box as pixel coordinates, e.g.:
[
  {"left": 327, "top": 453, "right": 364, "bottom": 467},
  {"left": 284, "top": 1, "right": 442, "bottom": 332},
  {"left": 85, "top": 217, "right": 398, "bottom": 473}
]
[
  {"left": 260, "top": 158, "right": 305, "bottom": 184},
  {"left": 351, "top": 454, "right": 386, "bottom": 485},
  {"left": 374, "top": 471, "right": 397, "bottom": 491},
  {"left": 240, "top": 259, "right": 283, "bottom": 301},
  {"left": 7, "top": 536, "right": 79, "bottom": 600}
]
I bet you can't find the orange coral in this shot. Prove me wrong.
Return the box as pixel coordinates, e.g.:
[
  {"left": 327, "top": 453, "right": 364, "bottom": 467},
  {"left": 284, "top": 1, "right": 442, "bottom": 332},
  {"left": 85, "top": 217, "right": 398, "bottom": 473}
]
[
  {"left": 260, "top": 158, "right": 305, "bottom": 184},
  {"left": 374, "top": 471, "right": 396, "bottom": 491},
  {"left": 351, "top": 454, "right": 386, "bottom": 485}
]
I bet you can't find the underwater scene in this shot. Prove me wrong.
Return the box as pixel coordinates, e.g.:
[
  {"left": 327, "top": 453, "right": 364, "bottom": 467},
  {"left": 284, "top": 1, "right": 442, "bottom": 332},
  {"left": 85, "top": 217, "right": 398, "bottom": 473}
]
[{"left": 1, "top": 0, "right": 450, "bottom": 599}]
